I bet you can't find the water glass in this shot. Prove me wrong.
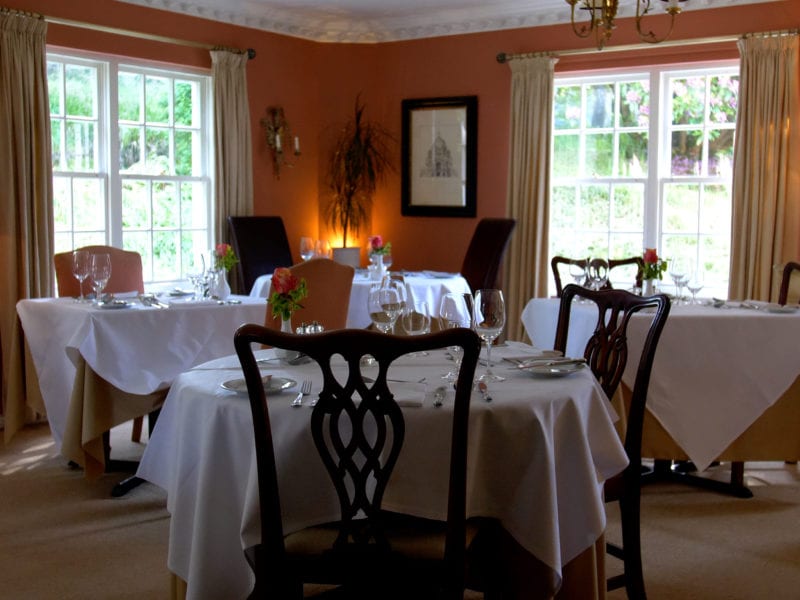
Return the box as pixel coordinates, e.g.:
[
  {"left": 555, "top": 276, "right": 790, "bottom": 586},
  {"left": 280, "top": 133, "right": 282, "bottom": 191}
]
[
  {"left": 299, "top": 237, "right": 315, "bottom": 261},
  {"left": 91, "top": 253, "right": 112, "bottom": 300},
  {"left": 367, "top": 282, "right": 403, "bottom": 334},
  {"left": 473, "top": 289, "right": 506, "bottom": 383},
  {"left": 438, "top": 293, "right": 472, "bottom": 381},
  {"left": 686, "top": 268, "right": 705, "bottom": 304},
  {"left": 669, "top": 257, "right": 689, "bottom": 304},
  {"left": 71, "top": 250, "right": 91, "bottom": 302}
]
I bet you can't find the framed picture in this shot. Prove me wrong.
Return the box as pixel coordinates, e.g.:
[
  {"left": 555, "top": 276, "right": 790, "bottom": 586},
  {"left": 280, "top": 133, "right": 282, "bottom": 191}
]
[{"left": 401, "top": 96, "right": 477, "bottom": 217}]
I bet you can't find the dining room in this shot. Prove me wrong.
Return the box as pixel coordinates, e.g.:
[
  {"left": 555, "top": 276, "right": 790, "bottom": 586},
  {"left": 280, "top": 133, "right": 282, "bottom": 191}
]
[{"left": 2, "top": 0, "right": 800, "bottom": 599}]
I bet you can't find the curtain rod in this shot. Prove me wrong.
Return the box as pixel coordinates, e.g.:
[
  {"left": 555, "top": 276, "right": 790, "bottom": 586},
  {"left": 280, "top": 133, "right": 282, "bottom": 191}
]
[
  {"left": 0, "top": 7, "right": 255, "bottom": 59},
  {"left": 497, "top": 28, "right": 799, "bottom": 63}
]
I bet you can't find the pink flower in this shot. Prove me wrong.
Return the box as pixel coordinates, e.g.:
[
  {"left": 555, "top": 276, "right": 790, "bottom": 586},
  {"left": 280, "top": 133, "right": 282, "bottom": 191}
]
[
  {"left": 368, "top": 235, "right": 384, "bottom": 251},
  {"left": 271, "top": 267, "right": 299, "bottom": 295},
  {"left": 643, "top": 248, "right": 659, "bottom": 264}
]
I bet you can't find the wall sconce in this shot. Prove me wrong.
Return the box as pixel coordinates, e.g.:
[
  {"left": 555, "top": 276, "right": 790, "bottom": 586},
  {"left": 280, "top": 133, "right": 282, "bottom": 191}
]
[{"left": 260, "top": 106, "right": 301, "bottom": 179}]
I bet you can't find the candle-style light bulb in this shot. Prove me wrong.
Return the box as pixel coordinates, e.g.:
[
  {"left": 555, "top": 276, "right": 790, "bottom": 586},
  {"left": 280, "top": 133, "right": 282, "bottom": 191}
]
[
  {"left": 294, "top": 136, "right": 301, "bottom": 155},
  {"left": 274, "top": 132, "right": 282, "bottom": 152}
]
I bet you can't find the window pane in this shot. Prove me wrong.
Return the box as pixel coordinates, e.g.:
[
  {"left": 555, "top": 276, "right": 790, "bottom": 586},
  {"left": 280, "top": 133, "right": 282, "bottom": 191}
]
[
  {"left": 51, "top": 120, "right": 63, "bottom": 171},
  {"left": 73, "top": 178, "right": 105, "bottom": 231},
  {"left": 65, "top": 65, "right": 97, "bottom": 118},
  {"left": 145, "top": 75, "right": 170, "bottom": 124},
  {"left": 53, "top": 176, "right": 71, "bottom": 233},
  {"left": 586, "top": 84, "right": 614, "bottom": 128},
  {"left": 700, "top": 184, "right": 731, "bottom": 235},
  {"left": 671, "top": 130, "right": 702, "bottom": 176},
  {"left": 118, "top": 71, "right": 142, "bottom": 122},
  {"left": 66, "top": 120, "right": 96, "bottom": 171},
  {"left": 145, "top": 127, "right": 170, "bottom": 173},
  {"left": 174, "top": 80, "right": 196, "bottom": 127},
  {"left": 554, "top": 86, "right": 581, "bottom": 130},
  {"left": 119, "top": 125, "right": 142, "bottom": 172},
  {"left": 619, "top": 81, "right": 649, "bottom": 127},
  {"left": 550, "top": 186, "right": 577, "bottom": 229},
  {"left": 175, "top": 130, "right": 194, "bottom": 176},
  {"left": 663, "top": 183, "right": 699, "bottom": 233},
  {"left": 153, "top": 231, "right": 180, "bottom": 280},
  {"left": 553, "top": 134, "right": 579, "bottom": 177},
  {"left": 585, "top": 133, "right": 613, "bottom": 176},
  {"left": 48, "top": 63, "right": 63, "bottom": 115},
  {"left": 617, "top": 132, "right": 647, "bottom": 176},
  {"left": 180, "top": 182, "right": 207, "bottom": 228},
  {"left": 710, "top": 75, "right": 738, "bottom": 124},
  {"left": 153, "top": 181, "right": 178, "bottom": 228},
  {"left": 611, "top": 184, "right": 644, "bottom": 231},
  {"left": 708, "top": 129, "right": 734, "bottom": 176},
  {"left": 579, "top": 185, "right": 610, "bottom": 230},
  {"left": 122, "top": 179, "right": 150, "bottom": 229},
  {"left": 671, "top": 77, "right": 705, "bottom": 125}
]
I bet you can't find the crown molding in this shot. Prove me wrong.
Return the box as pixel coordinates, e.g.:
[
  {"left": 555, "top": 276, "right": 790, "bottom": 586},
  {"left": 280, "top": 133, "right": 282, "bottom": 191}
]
[{"left": 116, "top": 0, "right": 782, "bottom": 44}]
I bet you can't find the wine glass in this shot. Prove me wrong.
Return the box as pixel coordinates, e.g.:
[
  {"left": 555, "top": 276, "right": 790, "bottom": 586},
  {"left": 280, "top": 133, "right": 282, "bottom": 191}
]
[
  {"left": 587, "top": 259, "right": 608, "bottom": 291},
  {"left": 569, "top": 260, "right": 587, "bottom": 287},
  {"left": 299, "top": 237, "right": 315, "bottom": 261},
  {"left": 686, "top": 268, "right": 705, "bottom": 305},
  {"left": 439, "top": 293, "right": 473, "bottom": 382},
  {"left": 382, "top": 253, "right": 393, "bottom": 271},
  {"left": 669, "top": 257, "right": 689, "bottom": 304},
  {"left": 473, "top": 289, "right": 507, "bottom": 383},
  {"left": 71, "top": 250, "right": 91, "bottom": 302},
  {"left": 90, "top": 253, "right": 112, "bottom": 301},
  {"left": 401, "top": 300, "right": 432, "bottom": 357},
  {"left": 367, "top": 282, "right": 403, "bottom": 334}
]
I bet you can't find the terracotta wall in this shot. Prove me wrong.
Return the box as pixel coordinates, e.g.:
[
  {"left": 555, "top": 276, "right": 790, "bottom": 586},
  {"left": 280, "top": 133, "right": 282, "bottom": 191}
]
[{"left": 7, "top": 0, "right": 800, "bottom": 271}]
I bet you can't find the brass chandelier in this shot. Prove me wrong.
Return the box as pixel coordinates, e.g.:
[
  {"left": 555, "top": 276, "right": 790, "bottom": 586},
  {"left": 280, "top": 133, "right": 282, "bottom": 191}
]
[{"left": 565, "top": 0, "right": 687, "bottom": 50}]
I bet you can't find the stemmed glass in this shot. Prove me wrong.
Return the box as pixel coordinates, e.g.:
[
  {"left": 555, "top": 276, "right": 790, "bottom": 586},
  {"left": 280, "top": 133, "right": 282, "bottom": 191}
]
[
  {"left": 686, "top": 268, "right": 705, "bottom": 305},
  {"left": 401, "top": 300, "right": 432, "bottom": 357},
  {"left": 588, "top": 259, "right": 608, "bottom": 291},
  {"left": 569, "top": 260, "right": 587, "bottom": 287},
  {"left": 367, "top": 282, "right": 403, "bottom": 334},
  {"left": 299, "top": 237, "right": 315, "bottom": 261},
  {"left": 439, "top": 293, "right": 473, "bottom": 382},
  {"left": 90, "top": 253, "right": 112, "bottom": 301},
  {"left": 473, "top": 289, "right": 507, "bottom": 383},
  {"left": 71, "top": 250, "right": 91, "bottom": 302},
  {"left": 669, "top": 257, "right": 689, "bottom": 304}
]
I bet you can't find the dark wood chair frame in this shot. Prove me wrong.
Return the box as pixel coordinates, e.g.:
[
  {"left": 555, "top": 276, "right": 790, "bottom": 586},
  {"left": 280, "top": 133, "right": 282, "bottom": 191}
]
[
  {"left": 234, "top": 325, "right": 482, "bottom": 599},
  {"left": 551, "top": 256, "right": 645, "bottom": 297},
  {"left": 460, "top": 218, "right": 516, "bottom": 293},
  {"left": 778, "top": 261, "right": 800, "bottom": 305},
  {"left": 555, "top": 284, "right": 671, "bottom": 600}
]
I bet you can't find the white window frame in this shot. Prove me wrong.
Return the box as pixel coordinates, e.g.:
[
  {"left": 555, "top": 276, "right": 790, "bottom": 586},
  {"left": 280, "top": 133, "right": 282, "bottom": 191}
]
[{"left": 49, "top": 48, "right": 214, "bottom": 287}]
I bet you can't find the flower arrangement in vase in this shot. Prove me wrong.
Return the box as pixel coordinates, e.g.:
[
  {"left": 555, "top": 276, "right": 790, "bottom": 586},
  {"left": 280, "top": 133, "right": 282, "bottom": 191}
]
[
  {"left": 210, "top": 243, "right": 238, "bottom": 300},
  {"left": 642, "top": 248, "right": 667, "bottom": 294},
  {"left": 269, "top": 267, "right": 308, "bottom": 325}
]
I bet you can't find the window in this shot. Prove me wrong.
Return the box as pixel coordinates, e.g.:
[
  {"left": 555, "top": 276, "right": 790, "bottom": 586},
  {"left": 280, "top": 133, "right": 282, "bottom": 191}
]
[
  {"left": 549, "top": 63, "right": 738, "bottom": 298},
  {"left": 49, "top": 52, "right": 213, "bottom": 285}
]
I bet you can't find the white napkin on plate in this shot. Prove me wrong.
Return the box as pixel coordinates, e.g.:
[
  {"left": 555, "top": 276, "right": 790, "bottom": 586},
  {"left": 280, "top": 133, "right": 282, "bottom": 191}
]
[{"left": 389, "top": 381, "right": 426, "bottom": 407}]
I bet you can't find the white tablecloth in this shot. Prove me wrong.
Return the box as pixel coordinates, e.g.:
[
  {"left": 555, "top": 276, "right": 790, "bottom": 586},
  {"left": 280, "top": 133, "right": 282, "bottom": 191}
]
[
  {"left": 15, "top": 296, "right": 266, "bottom": 449},
  {"left": 521, "top": 298, "right": 800, "bottom": 470},
  {"left": 250, "top": 270, "right": 472, "bottom": 329},
  {"left": 137, "top": 341, "right": 628, "bottom": 600}
]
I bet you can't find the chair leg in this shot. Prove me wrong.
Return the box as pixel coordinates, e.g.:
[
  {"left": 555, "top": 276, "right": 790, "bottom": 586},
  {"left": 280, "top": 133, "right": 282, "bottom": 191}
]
[
  {"left": 131, "top": 416, "right": 144, "bottom": 442},
  {"left": 618, "top": 494, "right": 646, "bottom": 600}
]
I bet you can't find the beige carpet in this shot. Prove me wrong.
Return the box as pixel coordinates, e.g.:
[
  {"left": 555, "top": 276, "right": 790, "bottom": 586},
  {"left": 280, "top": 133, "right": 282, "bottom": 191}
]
[{"left": 2, "top": 422, "right": 800, "bottom": 599}]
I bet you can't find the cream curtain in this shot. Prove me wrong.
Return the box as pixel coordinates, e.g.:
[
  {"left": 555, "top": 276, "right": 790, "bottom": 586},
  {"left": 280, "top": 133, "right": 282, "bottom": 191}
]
[
  {"left": 0, "top": 11, "right": 53, "bottom": 433},
  {"left": 729, "top": 33, "right": 800, "bottom": 301},
  {"left": 503, "top": 56, "right": 558, "bottom": 342},
  {"left": 211, "top": 49, "right": 253, "bottom": 245}
]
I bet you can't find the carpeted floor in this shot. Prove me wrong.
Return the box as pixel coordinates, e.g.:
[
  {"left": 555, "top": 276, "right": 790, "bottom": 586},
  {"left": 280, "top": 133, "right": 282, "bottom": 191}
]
[{"left": 2, "top": 422, "right": 800, "bottom": 599}]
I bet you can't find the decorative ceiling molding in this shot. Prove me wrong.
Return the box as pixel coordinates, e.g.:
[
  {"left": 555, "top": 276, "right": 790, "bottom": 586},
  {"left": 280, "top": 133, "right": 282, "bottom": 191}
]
[{"left": 116, "top": 0, "right": 781, "bottom": 44}]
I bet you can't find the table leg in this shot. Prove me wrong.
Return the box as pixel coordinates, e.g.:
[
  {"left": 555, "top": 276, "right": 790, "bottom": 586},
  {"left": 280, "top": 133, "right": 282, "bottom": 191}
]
[{"left": 643, "top": 459, "right": 752, "bottom": 498}]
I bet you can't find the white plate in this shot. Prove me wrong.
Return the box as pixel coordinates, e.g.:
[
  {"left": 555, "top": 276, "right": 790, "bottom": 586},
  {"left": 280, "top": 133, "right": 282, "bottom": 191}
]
[
  {"left": 220, "top": 376, "right": 296, "bottom": 394},
  {"left": 168, "top": 288, "right": 194, "bottom": 297},
  {"left": 520, "top": 363, "right": 585, "bottom": 378},
  {"left": 97, "top": 300, "right": 131, "bottom": 309},
  {"left": 767, "top": 305, "right": 799, "bottom": 314}
]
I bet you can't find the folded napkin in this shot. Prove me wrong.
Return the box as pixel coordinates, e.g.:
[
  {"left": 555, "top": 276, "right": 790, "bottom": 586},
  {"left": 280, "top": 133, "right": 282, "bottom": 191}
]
[
  {"left": 422, "top": 270, "right": 457, "bottom": 279},
  {"left": 168, "top": 298, "right": 219, "bottom": 307},
  {"left": 389, "top": 381, "right": 426, "bottom": 408}
]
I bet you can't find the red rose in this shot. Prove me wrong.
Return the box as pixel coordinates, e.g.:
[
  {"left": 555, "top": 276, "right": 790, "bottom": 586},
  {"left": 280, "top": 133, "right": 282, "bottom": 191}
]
[
  {"left": 643, "top": 248, "right": 659, "bottom": 264},
  {"left": 368, "top": 235, "right": 383, "bottom": 251},
  {"left": 271, "top": 267, "right": 298, "bottom": 294}
]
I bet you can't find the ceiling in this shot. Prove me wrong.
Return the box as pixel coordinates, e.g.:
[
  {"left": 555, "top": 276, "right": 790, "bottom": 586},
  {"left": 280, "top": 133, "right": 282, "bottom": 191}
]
[{"left": 117, "top": 0, "right": 776, "bottom": 44}]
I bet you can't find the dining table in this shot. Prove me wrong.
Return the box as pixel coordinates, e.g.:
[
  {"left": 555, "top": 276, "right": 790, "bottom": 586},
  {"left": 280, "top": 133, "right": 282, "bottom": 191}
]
[
  {"left": 136, "top": 340, "right": 629, "bottom": 600},
  {"left": 9, "top": 294, "right": 267, "bottom": 480},
  {"left": 520, "top": 297, "right": 800, "bottom": 495},
  {"left": 249, "top": 269, "right": 472, "bottom": 328}
]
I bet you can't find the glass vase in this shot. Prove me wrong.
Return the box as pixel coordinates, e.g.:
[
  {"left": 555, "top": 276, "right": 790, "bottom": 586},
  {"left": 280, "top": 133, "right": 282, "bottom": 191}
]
[{"left": 274, "top": 316, "right": 298, "bottom": 362}]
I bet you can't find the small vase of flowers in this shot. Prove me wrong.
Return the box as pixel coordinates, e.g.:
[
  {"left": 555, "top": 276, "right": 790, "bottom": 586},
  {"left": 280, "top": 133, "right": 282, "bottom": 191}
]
[
  {"left": 367, "top": 234, "right": 392, "bottom": 271},
  {"left": 642, "top": 248, "right": 667, "bottom": 295},
  {"left": 210, "top": 243, "right": 238, "bottom": 300},
  {"left": 269, "top": 267, "right": 308, "bottom": 361}
]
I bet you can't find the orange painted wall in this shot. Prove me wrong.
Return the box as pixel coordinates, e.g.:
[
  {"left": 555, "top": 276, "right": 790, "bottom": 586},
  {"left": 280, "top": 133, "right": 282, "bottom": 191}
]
[{"left": 6, "top": 0, "right": 800, "bottom": 270}]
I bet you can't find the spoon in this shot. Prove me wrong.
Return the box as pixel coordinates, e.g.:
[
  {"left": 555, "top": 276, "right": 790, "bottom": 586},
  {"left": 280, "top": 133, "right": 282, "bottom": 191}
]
[
  {"left": 477, "top": 381, "right": 492, "bottom": 403},
  {"left": 432, "top": 385, "right": 446, "bottom": 408}
]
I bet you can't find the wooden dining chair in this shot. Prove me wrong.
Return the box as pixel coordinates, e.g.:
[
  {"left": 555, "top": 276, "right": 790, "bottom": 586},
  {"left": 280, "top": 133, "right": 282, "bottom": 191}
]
[
  {"left": 550, "top": 256, "right": 588, "bottom": 297},
  {"left": 228, "top": 216, "right": 293, "bottom": 295},
  {"left": 778, "top": 261, "right": 800, "bottom": 305},
  {"left": 551, "top": 256, "right": 644, "bottom": 297},
  {"left": 54, "top": 245, "right": 145, "bottom": 297},
  {"left": 54, "top": 245, "right": 150, "bottom": 442},
  {"left": 460, "top": 218, "right": 516, "bottom": 293},
  {"left": 233, "top": 324, "right": 482, "bottom": 599},
  {"left": 264, "top": 258, "right": 355, "bottom": 331},
  {"left": 555, "top": 284, "right": 671, "bottom": 600},
  {"left": 608, "top": 256, "right": 645, "bottom": 291}
]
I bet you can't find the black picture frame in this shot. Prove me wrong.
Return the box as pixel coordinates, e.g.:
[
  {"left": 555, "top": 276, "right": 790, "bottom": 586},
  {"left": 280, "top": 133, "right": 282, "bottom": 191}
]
[{"left": 401, "top": 96, "right": 477, "bottom": 217}]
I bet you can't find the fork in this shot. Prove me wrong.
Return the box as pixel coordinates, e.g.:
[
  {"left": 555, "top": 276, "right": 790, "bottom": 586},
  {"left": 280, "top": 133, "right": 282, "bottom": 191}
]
[{"left": 292, "top": 379, "right": 312, "bottom": 407}]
